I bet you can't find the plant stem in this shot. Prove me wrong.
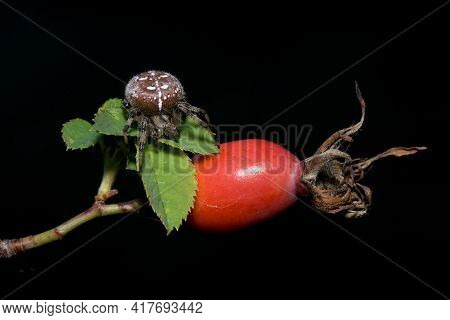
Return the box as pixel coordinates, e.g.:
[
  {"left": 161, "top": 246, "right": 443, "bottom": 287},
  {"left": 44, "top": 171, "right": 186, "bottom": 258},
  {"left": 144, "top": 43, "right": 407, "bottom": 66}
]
[
  {"left": 0, "top": 198, "right": 145, "bottom": 258},
  {"left": 97, "top": 141, "right": 122, "bottom": 200},
  {"left": 0, "top": 142, "right": 146, "bottom": 258}
]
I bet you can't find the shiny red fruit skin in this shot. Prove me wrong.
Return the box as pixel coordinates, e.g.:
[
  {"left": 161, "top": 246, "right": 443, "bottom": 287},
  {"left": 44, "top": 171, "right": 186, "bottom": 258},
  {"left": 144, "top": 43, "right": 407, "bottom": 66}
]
[{"left": 189, "top": 139, "right": 304, "bottom": 232}]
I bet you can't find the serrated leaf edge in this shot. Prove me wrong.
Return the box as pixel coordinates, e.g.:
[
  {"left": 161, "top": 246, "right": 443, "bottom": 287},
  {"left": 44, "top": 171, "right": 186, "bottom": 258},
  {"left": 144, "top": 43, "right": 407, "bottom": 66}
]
[
  {"left": 92, "top": 98, "right": 139, "bottom": 137},
  {"left": 158, "top": 138, "right": 218, "bottom": 155},
  {"left": 140, "top": 144, "right": 197, "bottom": 234},
  {"left": 61, "top": 118, "right": 101, "bottom": 151}
]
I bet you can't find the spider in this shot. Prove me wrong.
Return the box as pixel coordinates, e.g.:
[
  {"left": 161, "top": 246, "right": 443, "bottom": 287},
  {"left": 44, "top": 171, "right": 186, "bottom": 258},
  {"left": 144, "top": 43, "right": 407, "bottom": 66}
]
[{"left": 123, "top": 70, "right": 211, "bottom": 152}]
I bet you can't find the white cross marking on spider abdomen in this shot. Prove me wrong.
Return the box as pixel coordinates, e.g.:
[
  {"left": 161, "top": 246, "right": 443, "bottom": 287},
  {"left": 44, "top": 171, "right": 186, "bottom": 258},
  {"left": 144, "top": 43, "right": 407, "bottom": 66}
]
[
  {"left": 143, "top": 72, "right": 175, "bottom": 111},
  {"left": 154, "top": 79, "right": 163, "bottom": 110}
]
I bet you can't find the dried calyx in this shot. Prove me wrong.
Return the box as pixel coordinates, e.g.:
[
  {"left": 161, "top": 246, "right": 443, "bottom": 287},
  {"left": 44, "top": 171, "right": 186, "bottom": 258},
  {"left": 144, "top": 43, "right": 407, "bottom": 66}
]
[{"left": 301, "top": 83, "right": 426, "bottom": 218}]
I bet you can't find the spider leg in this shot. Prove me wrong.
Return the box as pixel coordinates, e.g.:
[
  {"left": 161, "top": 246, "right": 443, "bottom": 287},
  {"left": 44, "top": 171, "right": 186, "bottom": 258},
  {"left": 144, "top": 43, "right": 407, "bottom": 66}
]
[
  {"left": 177, "top": 103, "right": 211, "bottom": 128},
  {"left": 122, "top": 99, "right": 130, "bottom": 109},
  {"left": 180, "top": 110, "right": 210, "bottom": 129},
  {"left": 123, "top": 105, "right": 139, "bottom": 144},
  {"left": 138, "top": 116, "right": 150, "bottom": 152},
  {"left": 170, "top": 108, "right": 183, "bottom": 131},
  {"left": 136, "top": 116, "right": 150, "bottom": 170},
  {"left": 123, "top": 117, "right": 135, "bottom": 144},
  {"left": 149, "top": 115, "right": 165, "bottom": 141},
  {"left": 161, "top": 113, "right": 179, "bottom": 139}
]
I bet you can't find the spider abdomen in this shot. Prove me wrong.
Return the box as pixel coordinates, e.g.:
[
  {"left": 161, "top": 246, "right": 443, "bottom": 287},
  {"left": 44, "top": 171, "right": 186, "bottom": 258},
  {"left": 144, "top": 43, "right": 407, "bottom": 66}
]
[
  {"left": 123, "top": 70, "right": 211, "bottom": 158},
  {"left": 125, "top": 70, "right": 184, "bottom": 114}
]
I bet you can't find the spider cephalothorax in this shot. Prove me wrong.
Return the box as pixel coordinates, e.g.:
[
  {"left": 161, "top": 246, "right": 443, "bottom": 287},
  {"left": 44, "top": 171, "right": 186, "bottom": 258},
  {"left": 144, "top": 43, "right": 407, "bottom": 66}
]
[{"left": 123, "top": 70, "right": 211, "bottom": 151}]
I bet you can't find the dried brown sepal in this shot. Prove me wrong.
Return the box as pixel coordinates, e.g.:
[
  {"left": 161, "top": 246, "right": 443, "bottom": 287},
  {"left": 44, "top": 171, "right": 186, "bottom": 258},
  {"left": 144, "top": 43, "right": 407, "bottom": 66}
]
[
  {"left": 314, "top": 82, "right": 367, "bottom": 155},
  {"left": 301, "top": 82, "right": 426, "bottom": 218}
]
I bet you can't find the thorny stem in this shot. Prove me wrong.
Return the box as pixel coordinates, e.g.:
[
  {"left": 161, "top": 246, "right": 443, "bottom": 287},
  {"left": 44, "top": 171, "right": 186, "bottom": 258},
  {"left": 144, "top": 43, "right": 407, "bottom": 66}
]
[{"left": 0, "top": 142, "right": 146, "bottom": 258}]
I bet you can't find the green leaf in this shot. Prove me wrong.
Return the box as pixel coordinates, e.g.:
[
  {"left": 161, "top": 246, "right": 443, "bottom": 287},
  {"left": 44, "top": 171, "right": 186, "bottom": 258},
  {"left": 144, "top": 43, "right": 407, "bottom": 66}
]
[
  {"left": 157, "top": 138, "right": 183, "bottom": 150},
  {"left": 159, "top": 116, "right": 219, "bottom": 155},
  {"left": 93, "top": 98, "right": 138, "bottom": 136},
  {"left": 140, "top": 143, "right": 197, "bottom": 233},
  {"left": 62, "top": 119, "right": 102, "bottom": 150}
]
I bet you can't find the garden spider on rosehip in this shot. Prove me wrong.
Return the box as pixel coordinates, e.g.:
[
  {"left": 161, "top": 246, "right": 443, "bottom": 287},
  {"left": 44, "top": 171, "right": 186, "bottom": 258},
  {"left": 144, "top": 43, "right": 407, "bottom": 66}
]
[{"left": 123, "top": 70, "right": 211, "bottom": 151}]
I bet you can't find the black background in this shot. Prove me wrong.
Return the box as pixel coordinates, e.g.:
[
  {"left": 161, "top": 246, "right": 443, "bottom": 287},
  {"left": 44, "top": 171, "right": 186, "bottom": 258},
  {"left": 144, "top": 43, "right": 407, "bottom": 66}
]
[{"left": 1, "top": 1, "right": 448, "bottom": 299}]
